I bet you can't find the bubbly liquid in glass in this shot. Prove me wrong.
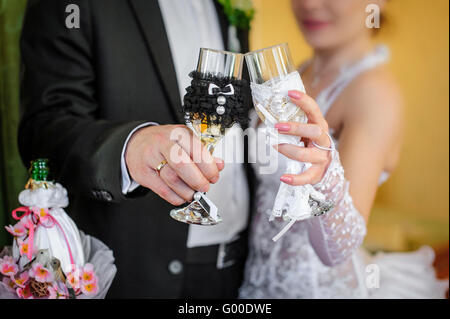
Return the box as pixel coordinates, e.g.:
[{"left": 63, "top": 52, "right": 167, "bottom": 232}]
[{"left": 190, "top": 114, "right": 223, "bottom": 152}]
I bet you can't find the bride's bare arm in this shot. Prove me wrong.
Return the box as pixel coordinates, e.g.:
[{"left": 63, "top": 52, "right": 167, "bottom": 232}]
[
  {"left": 310, "top": 73, "right": 402, "bottom": 266},
  {"left": 336, "top": 71, "right": 403, "bottom": 219}
]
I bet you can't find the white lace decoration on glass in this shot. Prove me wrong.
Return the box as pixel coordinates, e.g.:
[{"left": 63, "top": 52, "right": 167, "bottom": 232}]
[{"left": 245, "top": 44, "right": 333, "bottom": 241}]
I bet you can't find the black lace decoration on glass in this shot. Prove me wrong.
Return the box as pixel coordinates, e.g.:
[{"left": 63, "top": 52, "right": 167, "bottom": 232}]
[{"left": 182, "top": 71, "right": 249, "bottom": 133}]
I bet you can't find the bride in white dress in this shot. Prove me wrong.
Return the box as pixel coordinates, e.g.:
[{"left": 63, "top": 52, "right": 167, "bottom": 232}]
[{"left": 239, "top": 0, "right": 448, "bottom": 298}]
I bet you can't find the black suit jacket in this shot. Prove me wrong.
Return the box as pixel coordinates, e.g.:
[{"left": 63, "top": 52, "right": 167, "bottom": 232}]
[{"left": 19, "top": 0, "right": 253, "bottom": 298}]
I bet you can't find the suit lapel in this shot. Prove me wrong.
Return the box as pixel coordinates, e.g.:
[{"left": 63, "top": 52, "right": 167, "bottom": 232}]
[
  {"left": 213, "top": 0, "right": 229, "bottom": 51},
  {"left": 128, "top": 0, "right": 249, "bottom": 123},
  {"left": 128, "top": 0, "right": 183, "bottom": 123}
]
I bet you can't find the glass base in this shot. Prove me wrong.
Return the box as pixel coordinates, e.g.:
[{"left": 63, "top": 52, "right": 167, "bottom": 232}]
[{"left": 170, "top": 200, "right": 222, "bottom": 226}]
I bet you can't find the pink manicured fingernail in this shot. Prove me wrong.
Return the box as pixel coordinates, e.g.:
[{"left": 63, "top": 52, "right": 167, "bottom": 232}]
[
  {"left": 288, "top": 90, "right": 303, "bottom": 100},
  {"left": 275, "top": 123, "right": 290, "bottom": 132},
  {"left": 280, "top": 176, "right": 292, "bottom": 183}
]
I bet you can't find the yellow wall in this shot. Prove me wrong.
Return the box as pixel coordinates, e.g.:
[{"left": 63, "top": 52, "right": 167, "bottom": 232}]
[{"left": 250, "top": 0, "right": 449, "bottom": 250}]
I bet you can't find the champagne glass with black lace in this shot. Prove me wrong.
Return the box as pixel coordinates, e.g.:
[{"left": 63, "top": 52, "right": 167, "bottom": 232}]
[{"left": 170, "top": 48, "right": 246, "bottom": 226}]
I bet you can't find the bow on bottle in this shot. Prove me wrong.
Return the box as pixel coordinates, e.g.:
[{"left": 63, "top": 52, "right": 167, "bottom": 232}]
[
  {"left": 208, "top": 83, "right": 235, "bottom": 96},
  {"left": 11, "top": 207, "right": 75, "bottom": 265}
]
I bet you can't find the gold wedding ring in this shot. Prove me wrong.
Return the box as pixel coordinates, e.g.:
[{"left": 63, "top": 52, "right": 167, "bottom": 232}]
[{"left": 155, "top": 160, "right": 168, "bottom": 175}]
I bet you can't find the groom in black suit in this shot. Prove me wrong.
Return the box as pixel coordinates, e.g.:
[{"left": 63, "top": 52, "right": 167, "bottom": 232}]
[{"left": 19, "top": 0, "right": 254, "bottom": 298}]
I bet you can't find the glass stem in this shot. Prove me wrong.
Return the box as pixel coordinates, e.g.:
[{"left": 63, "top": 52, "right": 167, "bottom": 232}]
[{"left": 205, "top": 143, "right": 216, "bottom": 154}]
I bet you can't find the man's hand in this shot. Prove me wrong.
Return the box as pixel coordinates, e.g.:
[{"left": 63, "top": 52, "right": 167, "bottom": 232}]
[{"left": 125, "top": 124, "right": 224, "bottom": 205}]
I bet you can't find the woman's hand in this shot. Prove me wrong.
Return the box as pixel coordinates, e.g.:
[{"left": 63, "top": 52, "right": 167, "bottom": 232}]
[{"left": 274, "top": 90, "right": 332, "bottom": 186}]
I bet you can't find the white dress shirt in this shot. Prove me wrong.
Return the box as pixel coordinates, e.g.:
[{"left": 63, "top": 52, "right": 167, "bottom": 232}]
[{"left": 121, "top": 0, "right": 249, "bottom": 248}]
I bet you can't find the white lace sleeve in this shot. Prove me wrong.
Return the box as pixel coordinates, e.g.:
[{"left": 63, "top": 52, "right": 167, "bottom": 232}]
[{"left": 306, "top": 149, "right": 367, "bottom": 267}]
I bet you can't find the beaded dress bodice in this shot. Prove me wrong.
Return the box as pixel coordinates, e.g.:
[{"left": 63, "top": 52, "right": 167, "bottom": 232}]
[{"left": 239, "top": 46, "right": 390, "bottom": 299}]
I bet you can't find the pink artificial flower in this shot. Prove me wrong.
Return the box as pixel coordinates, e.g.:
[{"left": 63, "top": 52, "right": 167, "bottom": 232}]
[
  {"left": 81, "top": 279, "right": 98, "bottom": 295},
  {"left": 29, "top": 262, "right": 53, "bottom": 283},
  {"left": 1, "top": 277, "right": 16, "bottom": 292},
  {"left": 0, "top": 256, "right": 18, "bottom": 277},
  {"left": 67, "top": 269, "right": 81, "bottom": 289},
  {"left": 5, "top": 223, "right": 27, "bottom": 237},
  {"left": 80, "top": 263, "right": 96, "bottom": 284},
  {"left": 17, "top": 238, "right": 31, "bottom": 257},
  {"left": 16, "top": 283, "right": 33, "bottom": 299},
  {"left": 13, "top": 271, "right": 30, "bottom": 288},
  {"left": 47, "top": 284, "right": 66, "bottom": 299}
]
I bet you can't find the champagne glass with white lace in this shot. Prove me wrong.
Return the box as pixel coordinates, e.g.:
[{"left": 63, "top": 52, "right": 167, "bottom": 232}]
[
  {"left": 170, "top": 48, "right": 245, "bottom": 226},
  {"left": 245, "top": 43, "right": 333, "bottom": 240}
]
